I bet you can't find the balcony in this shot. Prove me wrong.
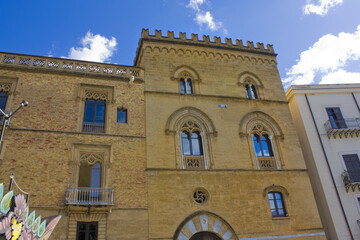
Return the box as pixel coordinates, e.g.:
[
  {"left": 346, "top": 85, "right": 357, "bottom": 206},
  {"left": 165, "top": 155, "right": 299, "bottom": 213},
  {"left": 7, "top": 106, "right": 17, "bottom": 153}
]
[
  {"left": 324, "top": 118, "right": 360, "bottom": 138},
  {"left": 82, "top": 122, "right": 105, "bottom": 133},
  {"left": 257, "top": 157, "right": 277, "bottom": 170},
  {"left": 66, "top": 187, "right": 113, "bottom": 205},
  {"left": 183, "top": 155, "right": 205, "bottom": 169}
]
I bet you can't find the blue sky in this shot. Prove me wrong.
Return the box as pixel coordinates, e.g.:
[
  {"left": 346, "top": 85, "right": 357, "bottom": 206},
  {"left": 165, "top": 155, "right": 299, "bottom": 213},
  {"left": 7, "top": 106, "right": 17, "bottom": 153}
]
[{"left": 1, "top": 0, "right": 360, "bottom": 89}]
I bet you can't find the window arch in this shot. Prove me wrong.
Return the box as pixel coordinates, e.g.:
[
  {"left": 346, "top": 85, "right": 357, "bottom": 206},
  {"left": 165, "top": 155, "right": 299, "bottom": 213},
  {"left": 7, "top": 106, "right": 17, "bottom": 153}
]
[
  {"left": 172, "top": 66, "right": 200, "bottom": 95},
  {"left": 165, "top": 107, "right": 217, "bottom": 169},
  {"left": 240, "top": 111, "right": 284, "bottom": 169},
  {"left": 238, "top": 72, "right": 263, "bottom": 99}
]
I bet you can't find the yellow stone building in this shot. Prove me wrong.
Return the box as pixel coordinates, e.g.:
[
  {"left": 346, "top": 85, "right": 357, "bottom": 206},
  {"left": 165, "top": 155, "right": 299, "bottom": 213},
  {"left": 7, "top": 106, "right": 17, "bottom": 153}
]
[{"left": 0, "top": 29, "right": 325, "bottom": 240}]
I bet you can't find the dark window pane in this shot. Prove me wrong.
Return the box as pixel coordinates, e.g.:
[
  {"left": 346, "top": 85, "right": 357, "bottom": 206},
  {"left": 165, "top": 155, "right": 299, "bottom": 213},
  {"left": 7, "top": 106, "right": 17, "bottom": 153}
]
[
  {"left": 253, "top": 135, "right": 262, "bottom": 156},
  {"left": 343, "top": 154, "right": 360, "bottom": 182},
  {"left": 0, "top": 92, "right": 8, "bottom": 110},
  {"left": 95, "top": 103, "right": 105, "bottom": 123},
  {"left": 180, "top": 79, "right": 186, "bottom": 94},
  {"left": 251, "top": 85, "right": 258, "bottom": 99},
  {"left": 326, "top": 107, "right": 346, "bottom": 129},
  {"left": 271, "top": 209, "right": 277, "bottom": 217},
  {"left": 181, "top": 132, "right": 190, "bottom": 155},
  {"left": 78, "top": 232, "right": 86, "bottom": 240},
  {"left": 191, "top": 132, "right": 203, "bottom": 155},
  {"left": 79, "top": 223, "right": 86, "bottom": 231},
  {"left": 245, "top": 85, "right": 251, "bottom": 98},
  {"left": 84, "top": 101, "right": 95, "bottom": 122},
  {"left": 117, "top": 109, "right": 127, "bottom": 123},
  {"left": 186, "top": 79, "right": 193, "bottom": 94},
  {"left": 89, "top": 232, "right": 97, "bottom": 240}
]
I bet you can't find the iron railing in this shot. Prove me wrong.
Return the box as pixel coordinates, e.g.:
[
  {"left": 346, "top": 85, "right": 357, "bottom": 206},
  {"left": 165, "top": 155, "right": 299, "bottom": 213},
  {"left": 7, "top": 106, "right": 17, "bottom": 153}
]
[
  {"left": 82, "top": 122, "right": 105, "bottom": 133},
  {"left": 66, "top": 187, "right": 113, "bottom": 205},
  {"left": 324, "top": 118, "right": 360, "bottom": 131}
]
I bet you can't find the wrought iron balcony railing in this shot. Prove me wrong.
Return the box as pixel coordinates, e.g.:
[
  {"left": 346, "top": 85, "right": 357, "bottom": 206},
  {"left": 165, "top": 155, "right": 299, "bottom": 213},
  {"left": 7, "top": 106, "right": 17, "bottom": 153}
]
[
  {"left": 66, "top": 187, "right": 113, "bottom": 205},
  {"left": 82, "top": 122, "right": 105, "bottom": 133},
  {"left": 324, "top": 118, "right": 360, "bottom": 138}
]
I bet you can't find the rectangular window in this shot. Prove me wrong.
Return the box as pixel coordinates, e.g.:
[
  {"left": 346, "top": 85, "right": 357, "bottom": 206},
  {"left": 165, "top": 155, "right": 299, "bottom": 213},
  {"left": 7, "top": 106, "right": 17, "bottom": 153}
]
[
  {"left": 77, "top": 222, "right": 98, "bottom": 240},
  {"left": 268, "top": 192, "right": 287, "bottom": 218},
  {"left": 343, "top": 154, "right": 360, "bottom": 182},
  {"left": 326, "top": 107, "right": 346, "bottom": 129},
  {"left": 82, "top": 100, "right": 106, "bottom": 133},
  {"left": 117, "top": 108, "right": 127, "bottom": 123}
]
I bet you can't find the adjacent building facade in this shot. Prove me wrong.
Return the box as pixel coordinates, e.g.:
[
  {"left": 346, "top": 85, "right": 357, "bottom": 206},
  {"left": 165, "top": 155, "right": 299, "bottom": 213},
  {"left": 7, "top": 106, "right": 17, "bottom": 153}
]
[
  {"left": 0, "top": 29, "right": 325, "bottom": 240},
  {"left": 287, "top": 84, "right": 360, "bottom": 240}
]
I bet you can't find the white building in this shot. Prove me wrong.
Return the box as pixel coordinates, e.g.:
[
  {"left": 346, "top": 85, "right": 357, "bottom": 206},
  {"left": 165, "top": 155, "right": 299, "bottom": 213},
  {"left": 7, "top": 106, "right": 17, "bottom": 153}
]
[{"left": 286, "top": 84, "right": 360, "bottom": 240}]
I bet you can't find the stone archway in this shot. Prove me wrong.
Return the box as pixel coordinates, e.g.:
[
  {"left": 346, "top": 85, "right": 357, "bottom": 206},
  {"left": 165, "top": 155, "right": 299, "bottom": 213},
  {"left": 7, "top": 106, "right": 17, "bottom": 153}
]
[
  {"left": 189, "top": 232, "right": 222, "bottom": 240},
  {"left": 173, "top": 211, "right": 237, "bottom": 240}
]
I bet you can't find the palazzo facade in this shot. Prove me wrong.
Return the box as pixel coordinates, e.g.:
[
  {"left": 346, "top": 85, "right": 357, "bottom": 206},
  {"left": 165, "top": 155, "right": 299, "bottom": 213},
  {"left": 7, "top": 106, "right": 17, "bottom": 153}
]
[{"left": 0, "top": 29, "right": 325, "bottom": 239}]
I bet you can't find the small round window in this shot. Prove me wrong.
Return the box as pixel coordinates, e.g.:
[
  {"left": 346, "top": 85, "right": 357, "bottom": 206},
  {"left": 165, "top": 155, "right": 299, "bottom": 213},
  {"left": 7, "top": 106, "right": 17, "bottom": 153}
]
[{"left": 193, "top": 188, "right": 209, "bottom": 204}]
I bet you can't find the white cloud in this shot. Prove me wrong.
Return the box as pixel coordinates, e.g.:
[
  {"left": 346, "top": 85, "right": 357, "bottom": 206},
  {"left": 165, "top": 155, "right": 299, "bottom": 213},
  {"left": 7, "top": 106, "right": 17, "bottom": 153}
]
[
  {"left": 319, "top": 70, "right": 360, "bottom": 84},
  {"left": 68, "top": 31, "right": 117, "bottom": 63},
  {"left": 303, "top": 0, "right": 343, "bottom": 16},
  {"left": 186, "top": 0, "right": 223, "bottom": 32},
  {"left": 283, "top": 25, "right": 360, "bottom": 86},
  {"left": 187, "top": 0, "right": 205, "bottom": 11},
  {"left": 195, "top": 11, "right": 222, "bottom": 31}
]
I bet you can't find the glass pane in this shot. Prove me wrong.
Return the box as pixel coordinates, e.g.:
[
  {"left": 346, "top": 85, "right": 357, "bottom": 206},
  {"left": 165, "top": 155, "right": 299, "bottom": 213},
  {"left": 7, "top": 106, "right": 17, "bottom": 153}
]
[
  {"left": 253, "top": 135, "right": 262, "bottom": 156},
  {"left": 181, "top": 132, "right": 190, "bottom": 155},
  {"left": 268, "top": 193, "right": 274, "bottom": 199},
  {"left": 278, "top": 209, "right": 284, "bottom": 215},
  {"left": 261, "top": 135, "right": 270, "bottom": 156},
  {"left": 91, "top": 163, "right": 101, "bottom": 188},
  {"left": 269, "top": 200, "right": 275, "bottom": 209},
  {"left": 276, "top": 200, "right": 283, "bottom": 208},
  {"left": 186, "top": 79, "right": 193, "bottom": 94},
  {"left": 78, "top": 223, "right": 86, "bottom": 231},
  {"left": 95, "top": 102, "right": 105, "bottom": 123},
  {"left": 180, "top": 79, "right": 185, "bottom": 94},
  {"left": 89, "top": 232, "right": 97, "bottom": 240},
  {"left": 271, "top": 209, "right": 277, "bottom": 217},
  {"left": 89, "top": 223, "right": 97, "bottom": 231},
  {"left": 191, "top": 132, "right": 203, "bottom": 155},
  {"left": 0, "top": 92, "right": 8, "bottom": 110},
  {"left": 275, "top": 193, "right": 281, "bottom": 199},
  {"left": 117, "top": 109, "right": 127, "bottom": 123},
  {"left": 251, "top": 85, "right": 257, "bottom": 99},
  {"left": 84, "top": 101, "right": 95, "bottom": 122},
  {"left": 245, "top": 85, "right": 251, "bottom": 98},
  {"left": 78, "top": 232, "right": 86, "bottom": 240}
]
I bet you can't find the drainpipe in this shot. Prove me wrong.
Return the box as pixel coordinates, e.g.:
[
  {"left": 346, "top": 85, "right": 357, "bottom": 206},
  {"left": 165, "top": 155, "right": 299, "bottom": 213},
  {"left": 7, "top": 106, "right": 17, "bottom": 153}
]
[{"left": 305, "top": 94, "right": 354, "bottom": 240}]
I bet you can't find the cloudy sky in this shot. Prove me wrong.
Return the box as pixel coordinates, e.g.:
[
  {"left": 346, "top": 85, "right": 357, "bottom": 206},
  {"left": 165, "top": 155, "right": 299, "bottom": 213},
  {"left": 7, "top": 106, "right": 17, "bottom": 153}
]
[{"left": 1, "top": 0, "right": 359, "bottom": 89}]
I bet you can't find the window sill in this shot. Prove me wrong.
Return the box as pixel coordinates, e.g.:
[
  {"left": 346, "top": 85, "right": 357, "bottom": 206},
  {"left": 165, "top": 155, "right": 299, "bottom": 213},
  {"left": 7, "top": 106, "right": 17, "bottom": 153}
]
[{"left": 272, "top": 216, "right": 289, "bottom": 220}]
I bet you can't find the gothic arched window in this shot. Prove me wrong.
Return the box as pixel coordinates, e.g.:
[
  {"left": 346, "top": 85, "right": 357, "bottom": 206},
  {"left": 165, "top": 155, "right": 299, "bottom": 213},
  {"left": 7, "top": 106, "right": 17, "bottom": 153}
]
[
  {"left": 181, "top": 131, "right": 203, "bottom": 156},
  {"left": 252, "top": 134, "right": 274, "bottom": 157},
  {"left": 180, "top": 78, "right": 193, "bottom": 94},
  {"left": 245, "top": 84, "right": 258, "bottom": 99}
]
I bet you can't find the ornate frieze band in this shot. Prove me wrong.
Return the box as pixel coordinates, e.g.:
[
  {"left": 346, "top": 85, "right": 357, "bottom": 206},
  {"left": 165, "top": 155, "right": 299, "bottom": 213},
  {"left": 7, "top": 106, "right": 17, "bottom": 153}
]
[{"left": 0, "top": 52, "right": 144, "bottom": 80}]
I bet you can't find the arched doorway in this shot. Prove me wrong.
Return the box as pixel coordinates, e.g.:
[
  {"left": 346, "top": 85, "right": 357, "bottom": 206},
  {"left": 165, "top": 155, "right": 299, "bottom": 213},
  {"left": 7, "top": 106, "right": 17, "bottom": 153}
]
[
  {"left": 173, "top": 211, "right": 237, "bottom": 240},
  {"left": 189, "top": 232, "right": 222, "bottom": 240}
]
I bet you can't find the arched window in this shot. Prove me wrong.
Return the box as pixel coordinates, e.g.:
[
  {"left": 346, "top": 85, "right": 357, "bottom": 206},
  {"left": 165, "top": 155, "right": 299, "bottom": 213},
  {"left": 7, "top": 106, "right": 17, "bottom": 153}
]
[
  {"left": 267, "top": 192, "right": 287, "bottom": 217},
  {"left": 166, "top": 107, "right": 217, "bottom": 170},
  {"left": 240, "top": 112, "right": 284, "bottom": 170},
  {"left": 252, "top": 134, "right": 273, "bottom": 157},
  {"left": 239, "top": 72, "right": 262, "bottom": 99},
  {"left": 180, "top": 121, "right": 205, "bottom": 169},
  {"left": 245, "top": 84, "right": 258, "bottom": 99},
  {"left": 180, "top": 78, "right": 193, "bottom": 94},
  {"left": 181, "top": 131, "right": 203, "bottom": 156}
]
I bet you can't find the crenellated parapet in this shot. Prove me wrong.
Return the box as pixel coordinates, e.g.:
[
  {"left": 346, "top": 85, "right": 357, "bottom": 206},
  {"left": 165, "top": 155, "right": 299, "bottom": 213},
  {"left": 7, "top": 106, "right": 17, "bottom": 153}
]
[{"left": 140, "top": 29, "right": 275, "bottom": 55}]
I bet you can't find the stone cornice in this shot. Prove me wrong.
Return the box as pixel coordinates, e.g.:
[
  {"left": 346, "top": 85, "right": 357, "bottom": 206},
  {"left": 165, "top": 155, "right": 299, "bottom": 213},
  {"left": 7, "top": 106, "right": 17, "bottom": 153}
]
[
  {"left": 134, "top": 29, "right": 277, "bottom": 65},
  {"left": 0, "top": 51, "right": 144, "bottom": 81},
  {"left": 144, "top": 90, "right": 289, "bottom": 104}
]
